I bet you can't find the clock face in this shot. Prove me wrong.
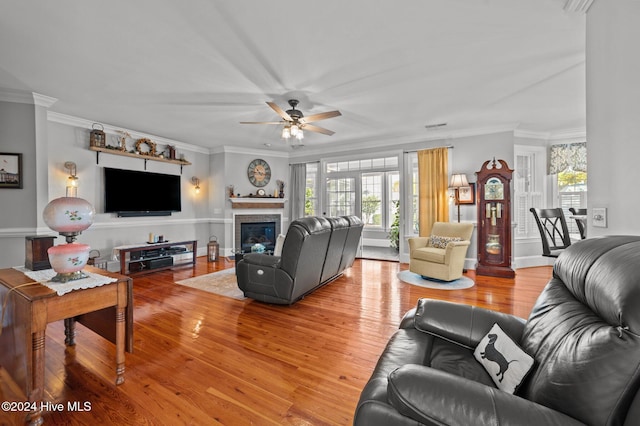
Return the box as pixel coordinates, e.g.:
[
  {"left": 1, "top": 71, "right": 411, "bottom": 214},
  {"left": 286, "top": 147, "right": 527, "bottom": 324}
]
[
  {"left": 247, "top": 158, "right": 271, "bottom": 187},
  {"left": 484, "top": 177, "right": 504, "bottom": 200}
]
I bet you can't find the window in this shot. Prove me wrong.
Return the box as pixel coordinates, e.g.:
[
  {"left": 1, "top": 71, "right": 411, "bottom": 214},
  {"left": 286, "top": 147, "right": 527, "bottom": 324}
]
[
  {"left": 557, "top": 168, "right": 587, "bottom": 235},
  {"left": 513, "top": 146, "right": 545, "bottom": 239},
  {"left": 513, "top": 142, "right": 587, "bottom": 238},
  {"left": 361, "top": 173, "right": 382, "bottom": 226},
  {"left": 549, "top": 142, "right": 587, "bottom": 236},
  {"left": 305, "top": 163, "right": 318, "bottom": 216},
  {"left": 324, "top": 154, "right": 399, "bottom": 229},
  {"left": 326, "top": 177, "right": 356, "bottom": 216},
  {"left": 404, "top": 153, "right": 422, "bottom": 236},
  {"left": 325, "top": 156, "right": 398, "bottom": 174}
]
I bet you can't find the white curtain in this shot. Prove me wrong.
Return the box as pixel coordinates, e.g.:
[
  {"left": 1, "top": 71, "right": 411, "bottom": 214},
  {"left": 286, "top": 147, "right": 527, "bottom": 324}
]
[{"left": 289, "top": 163, "right": 306, "bottom": 221}]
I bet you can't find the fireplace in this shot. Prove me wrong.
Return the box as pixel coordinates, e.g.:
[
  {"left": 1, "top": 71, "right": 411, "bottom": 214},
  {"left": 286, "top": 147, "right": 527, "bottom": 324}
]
[
  {"left": 234, "top": 214, "right": 281, "bottom": 253},
  {"left": 240, "top": 222, "right": 276, "bottom": 253}
]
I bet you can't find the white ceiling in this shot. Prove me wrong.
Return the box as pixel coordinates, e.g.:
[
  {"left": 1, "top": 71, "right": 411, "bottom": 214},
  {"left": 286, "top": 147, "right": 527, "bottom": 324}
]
[{"left": 0, "top": 0, "right": 586, "bottom": 153}]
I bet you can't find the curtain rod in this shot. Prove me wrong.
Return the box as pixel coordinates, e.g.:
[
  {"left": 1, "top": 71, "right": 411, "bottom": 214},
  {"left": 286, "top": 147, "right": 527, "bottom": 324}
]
[{"left": 404, "top": 145, "right": 454, "bottom": 154}]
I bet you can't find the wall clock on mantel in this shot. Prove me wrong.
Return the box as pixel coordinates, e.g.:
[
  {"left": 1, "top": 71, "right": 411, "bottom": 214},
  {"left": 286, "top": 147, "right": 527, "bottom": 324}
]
[{"left": 247, "top": 158, "right": 271, "bottom": 187}]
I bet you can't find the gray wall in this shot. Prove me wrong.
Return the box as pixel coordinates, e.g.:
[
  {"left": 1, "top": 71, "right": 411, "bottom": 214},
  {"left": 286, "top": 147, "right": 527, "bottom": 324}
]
[
  {"left": 44, "top": 121, "right": 211, "bottom": 265},
  {"left": 586, "top": 1, "right": 640, "bottom": 236},
  {"left": 216, "top": 150, "right": 290, "bottom": 255},
  {"left": 0, "top": 105, "right": 215, "bottom": 268},
  {"left": 0, "top": 101, "right": 37, "bottom": 266}
]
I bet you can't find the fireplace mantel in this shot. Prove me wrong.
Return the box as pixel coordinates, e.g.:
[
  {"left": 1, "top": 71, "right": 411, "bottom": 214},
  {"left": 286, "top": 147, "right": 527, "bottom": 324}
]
[{"left": 229, "top": 198, "right": 286, "bottom": 209}]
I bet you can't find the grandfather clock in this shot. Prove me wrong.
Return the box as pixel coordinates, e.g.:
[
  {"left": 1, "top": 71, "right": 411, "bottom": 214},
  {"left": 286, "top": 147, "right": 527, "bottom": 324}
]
[{"left": 476, "top": 158, "right": 515, "bottom": 278}]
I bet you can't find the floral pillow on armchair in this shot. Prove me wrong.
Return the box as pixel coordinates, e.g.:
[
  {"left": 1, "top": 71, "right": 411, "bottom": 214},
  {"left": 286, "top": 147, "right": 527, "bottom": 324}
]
[{"left": 429, "top": 235, "right": 462, "bottom": 249}]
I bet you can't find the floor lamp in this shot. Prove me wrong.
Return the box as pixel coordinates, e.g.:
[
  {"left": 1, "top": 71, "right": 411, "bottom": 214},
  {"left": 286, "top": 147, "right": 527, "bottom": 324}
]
[{"left": 450, "top": 173, "right": 469, "bottom": 223}]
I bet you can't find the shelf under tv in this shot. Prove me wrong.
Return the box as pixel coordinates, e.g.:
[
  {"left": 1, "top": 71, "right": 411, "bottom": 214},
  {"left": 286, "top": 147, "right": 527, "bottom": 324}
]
[{"left": 114, "top": 240, "right": 197, "bottom": 276}]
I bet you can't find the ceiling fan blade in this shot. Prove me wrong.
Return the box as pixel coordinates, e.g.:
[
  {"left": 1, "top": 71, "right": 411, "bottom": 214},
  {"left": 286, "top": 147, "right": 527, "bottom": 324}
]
[
  {"left": 302, "top": 124, "right": 335, "bottom": 136},
  {"left": 299, "top": 110, "right": 342, "bottom": 124},
  {"left": 267, "top": 101, "right": 293, "bottom": 121},
  {"left": 239, "top": 121, "right": 283, "bottom": 125}
]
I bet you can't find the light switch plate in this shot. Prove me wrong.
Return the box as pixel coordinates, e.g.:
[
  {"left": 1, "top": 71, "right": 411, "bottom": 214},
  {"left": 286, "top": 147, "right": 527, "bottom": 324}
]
[{"left": 592, "top": 207, "right": 607, "bottom": 228}]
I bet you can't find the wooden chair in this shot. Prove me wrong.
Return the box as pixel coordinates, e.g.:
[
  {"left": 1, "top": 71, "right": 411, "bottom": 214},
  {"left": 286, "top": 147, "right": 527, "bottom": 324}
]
[
  {"left": 568, "top": 207, "right": 587, "bottom": 240},
  {"left": 529, "top": 208, "right": 572, "bottom": 258}
]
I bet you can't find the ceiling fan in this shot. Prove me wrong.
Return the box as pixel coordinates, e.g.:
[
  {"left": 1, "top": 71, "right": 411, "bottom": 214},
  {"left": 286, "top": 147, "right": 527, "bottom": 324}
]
[{"left": 240, "top": 99, "right": 341, "bottom": 140}]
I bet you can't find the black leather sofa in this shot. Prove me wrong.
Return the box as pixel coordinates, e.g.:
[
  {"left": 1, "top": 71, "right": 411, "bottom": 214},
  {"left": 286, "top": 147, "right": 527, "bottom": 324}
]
[
  {"left": 355, "top": 236, "right": 640, "bottom": 426},
  {"left": 236, "top": 216, "right": 363, "bottom": 304}
]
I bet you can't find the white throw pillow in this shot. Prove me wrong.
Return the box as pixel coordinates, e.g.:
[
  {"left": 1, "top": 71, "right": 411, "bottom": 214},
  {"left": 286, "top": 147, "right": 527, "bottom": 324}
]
[
  {"left": 273, "top": 234, "right": 286, "bottom": 256},
  {"left": 473, "top": 323, "right": 534, "bottom": 394}
]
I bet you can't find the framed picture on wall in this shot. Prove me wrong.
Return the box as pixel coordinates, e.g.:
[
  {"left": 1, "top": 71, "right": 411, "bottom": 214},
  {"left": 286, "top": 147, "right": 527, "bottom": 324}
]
[
  {"left": 0, "top": 153, "right": 23, "bottom": 189},
  {"left": 458, "top": 182, "right": 475, "bottom": 204}
]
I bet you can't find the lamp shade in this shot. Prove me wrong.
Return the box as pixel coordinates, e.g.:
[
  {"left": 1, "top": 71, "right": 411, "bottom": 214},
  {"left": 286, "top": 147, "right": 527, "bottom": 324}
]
[
  {"left": 43, "top": 197, "right": 95, "bottom": 233},
  {"left": 450, "top": 173, "right": 469, "bottom": 188}
]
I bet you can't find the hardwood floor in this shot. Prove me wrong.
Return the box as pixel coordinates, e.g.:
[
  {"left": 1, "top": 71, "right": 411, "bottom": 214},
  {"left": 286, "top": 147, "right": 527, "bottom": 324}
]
[{"left": 0, "top": 258, "right": 552, "bottom": 425}]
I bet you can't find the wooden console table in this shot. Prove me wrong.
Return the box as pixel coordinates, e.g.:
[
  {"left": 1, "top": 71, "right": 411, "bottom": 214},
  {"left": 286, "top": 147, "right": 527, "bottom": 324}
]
[
  {"left": 0, "top": 267, "right": 131, "bottom": 426},
  {"left": 114, "top": 240, "right": 197, "bottom": 276}
]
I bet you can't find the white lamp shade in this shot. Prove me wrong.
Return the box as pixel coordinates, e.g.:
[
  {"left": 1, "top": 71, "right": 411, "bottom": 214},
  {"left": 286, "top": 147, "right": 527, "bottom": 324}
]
[
  {"left": 450, "top": 173, "right": 469, "bottom": 188},
  {"left": 43, "top": 197, "right": 95, "bottom": 233}
]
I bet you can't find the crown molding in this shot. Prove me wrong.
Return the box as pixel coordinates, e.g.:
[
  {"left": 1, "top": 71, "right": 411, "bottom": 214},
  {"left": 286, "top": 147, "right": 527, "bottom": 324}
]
[
  {"left": 0, "top": 88, "right": 32, "bottom": 104},
  {"left": 0, "top": 88, "right": 59, "bottom": 107},
  {"left": 514, "top": 129, "right": 550, "bottom": 140},
  {"left": 514, "top": 127, "right": 586, "bottom": 141},
  {"left": 558, "top": 0, "right": 594, "bottom": 13},
  {"left": 289, "top": 123, "right": 519, "bottom": 158},
  {"left": 549, "top": 128, "right": 587, "bottom": 142},
  {"left": 47, "top": 111, "right": 210, "bottom": 154},
  {"left": 32, "top": 92, "right": 58, "bottom": 108},
  {"left": 211, "top": 145, "right": 290, "bottom": 158}
]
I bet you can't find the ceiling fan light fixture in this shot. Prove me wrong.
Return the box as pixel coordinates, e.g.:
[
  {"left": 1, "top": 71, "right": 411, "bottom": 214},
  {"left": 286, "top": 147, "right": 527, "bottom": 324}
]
[{"left": 242, "top": 99, "right": 340, "bottom": 141}]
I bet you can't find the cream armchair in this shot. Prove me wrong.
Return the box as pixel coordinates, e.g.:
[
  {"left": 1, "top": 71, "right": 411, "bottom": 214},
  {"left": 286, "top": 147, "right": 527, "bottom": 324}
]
[{"left": 408, "top": 222, "right": 474, "bottom": 281}]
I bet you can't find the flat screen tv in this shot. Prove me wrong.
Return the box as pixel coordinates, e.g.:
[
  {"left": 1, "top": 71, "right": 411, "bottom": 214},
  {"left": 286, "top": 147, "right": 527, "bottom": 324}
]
[{"left": 104, "top": 167, "right": 181, "bottom": 217}]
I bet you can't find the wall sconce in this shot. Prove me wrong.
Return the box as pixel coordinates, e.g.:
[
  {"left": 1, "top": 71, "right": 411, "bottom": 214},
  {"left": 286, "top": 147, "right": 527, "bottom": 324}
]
[
  {"left": 449, "top": 173, "right": 469, "bottom": 223},
  {"left": 191, "top": 177, "right": 200, "bottom": 194},
  {"left": 64, "top": 161, "right": 78, "bottom": 197}
]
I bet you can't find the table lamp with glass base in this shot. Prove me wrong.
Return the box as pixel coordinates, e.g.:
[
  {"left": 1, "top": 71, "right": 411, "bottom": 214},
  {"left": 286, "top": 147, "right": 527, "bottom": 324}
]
[{"left": 42, "top": 196, "right": 95, "bottom": 283}]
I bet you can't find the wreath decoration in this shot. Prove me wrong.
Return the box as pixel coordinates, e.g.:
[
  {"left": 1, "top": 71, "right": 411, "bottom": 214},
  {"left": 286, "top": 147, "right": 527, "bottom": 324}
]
[{"left": 135, "top": 138, "right": 157, "bottom": 156}]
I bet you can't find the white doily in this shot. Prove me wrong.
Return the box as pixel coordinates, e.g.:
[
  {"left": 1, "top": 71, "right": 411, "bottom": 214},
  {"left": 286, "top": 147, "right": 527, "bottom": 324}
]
[{"left": 13, "top": 267, "right": 118, "bottom": 296}]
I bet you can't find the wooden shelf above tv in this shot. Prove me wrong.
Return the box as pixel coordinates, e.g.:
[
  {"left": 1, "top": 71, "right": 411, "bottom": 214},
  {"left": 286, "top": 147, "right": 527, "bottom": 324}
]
[{"left": 89, "top": 146, "right": 191, "bottom": 172}]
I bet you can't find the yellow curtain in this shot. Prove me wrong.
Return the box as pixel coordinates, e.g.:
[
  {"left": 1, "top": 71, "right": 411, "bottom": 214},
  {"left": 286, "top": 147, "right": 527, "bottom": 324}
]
[{"left": 418, "top": 147, "right": 449, "bottom": 236}]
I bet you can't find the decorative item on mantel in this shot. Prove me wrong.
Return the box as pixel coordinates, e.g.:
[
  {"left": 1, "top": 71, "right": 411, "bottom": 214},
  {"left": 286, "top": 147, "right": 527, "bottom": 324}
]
[
  {"left": 89, "top": 123, "right": 106, "bottom": 148},
  {"left": 227, "top": 185, "right": 235, "bottom": 198},
  {"left": 276, "top": 180, "right": 285, "bottom": 198},
  {"left": 135, "top": 138, "right": 157, "bottom": 156},
  {"left": 115, "top": 130, "right": 130, "bottom": 151},
  {"left": 42, "top": 197, "right": 96, "bottom": 282}
]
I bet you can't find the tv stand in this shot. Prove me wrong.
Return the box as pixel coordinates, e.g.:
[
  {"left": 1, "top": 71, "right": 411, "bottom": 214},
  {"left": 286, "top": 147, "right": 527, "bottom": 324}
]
[{"left": 114, "top": 240, "right": 197, "bottom": 276}]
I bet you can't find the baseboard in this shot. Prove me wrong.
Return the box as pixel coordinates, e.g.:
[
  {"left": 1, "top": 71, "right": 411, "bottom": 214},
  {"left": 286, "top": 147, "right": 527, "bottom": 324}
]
[{"left": 513, "top": 256, "right": 555, "bottom": 269}]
